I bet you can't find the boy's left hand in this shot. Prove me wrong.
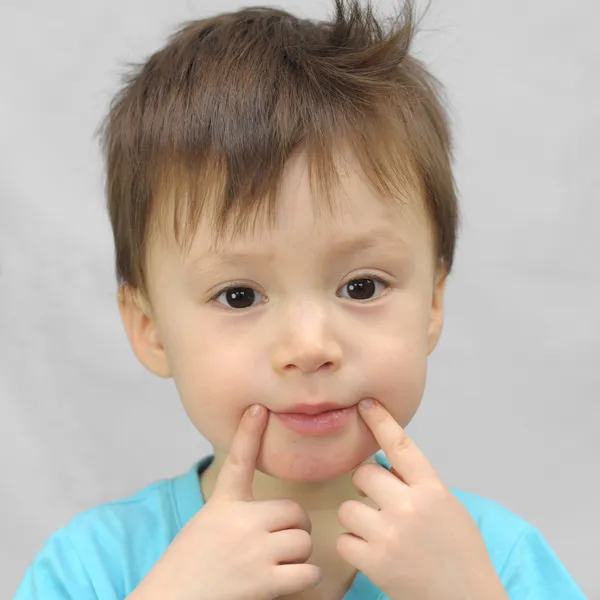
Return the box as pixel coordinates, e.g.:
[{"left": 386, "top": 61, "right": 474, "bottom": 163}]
[{"left": 336, "top": 399, "right": 509, "bottom": 600}]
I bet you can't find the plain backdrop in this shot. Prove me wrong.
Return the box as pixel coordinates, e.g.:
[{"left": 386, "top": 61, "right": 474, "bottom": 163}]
[{"left": 1, "top": 0, "right": 598, "bottom": 597}]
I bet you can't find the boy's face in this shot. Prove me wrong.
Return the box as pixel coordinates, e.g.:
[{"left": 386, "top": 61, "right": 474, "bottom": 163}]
[{"left": 123, "top": 151, "right": 446, "bottom": 482}]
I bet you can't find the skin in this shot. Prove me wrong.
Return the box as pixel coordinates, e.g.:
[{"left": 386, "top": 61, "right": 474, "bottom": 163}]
[{"left": 119, "top": 148, "right": 453, "bottom": 597}]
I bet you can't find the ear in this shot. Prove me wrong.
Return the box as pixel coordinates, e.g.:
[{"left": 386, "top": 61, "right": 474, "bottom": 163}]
[
  {"left": 118, "top": 286, "right": 172, "bottom": 378},
  {"left": 427, "top": 264, "right": 447, "bottom": 356}
]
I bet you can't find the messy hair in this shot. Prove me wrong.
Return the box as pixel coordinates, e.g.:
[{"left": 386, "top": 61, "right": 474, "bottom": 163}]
[{"left": 100, "top": 0, "right": 460, "bottom": 298}]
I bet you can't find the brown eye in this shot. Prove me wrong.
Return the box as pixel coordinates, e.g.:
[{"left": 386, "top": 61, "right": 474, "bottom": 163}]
[
  {"left": 339, "top": 278, "right": 386, "bottom": 301},
  {"left": 215, "top": 287, "right": 262, "bottom": 309}
]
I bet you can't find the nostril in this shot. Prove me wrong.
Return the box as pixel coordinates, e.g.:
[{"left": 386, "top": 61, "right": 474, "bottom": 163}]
[{"left": 283, "top": 360, "right": 335, "bottom": 372}]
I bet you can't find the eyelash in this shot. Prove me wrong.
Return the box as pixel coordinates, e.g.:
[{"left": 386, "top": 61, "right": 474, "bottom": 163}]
[
  {"left": 210, "top": 282, "right": 261, "bottom": 302},
  {"left": 336, "top": 271, "right": 391, "bottom": 299},
  {"left": 210, "top": 272, "right": 392, "bottom": 309}
]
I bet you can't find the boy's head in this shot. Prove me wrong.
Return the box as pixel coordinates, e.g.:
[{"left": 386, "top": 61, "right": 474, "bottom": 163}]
[{"left": 101, "top": 0, "right": 459, "bottom": 482}]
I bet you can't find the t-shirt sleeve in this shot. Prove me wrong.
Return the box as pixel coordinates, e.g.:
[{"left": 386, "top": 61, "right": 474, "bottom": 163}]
[
  {"left": 500, "top": 524, "right": 587, "bottom": 599},
  {"left": 14, "top": 530, "right": 99, "bottom": 600}
]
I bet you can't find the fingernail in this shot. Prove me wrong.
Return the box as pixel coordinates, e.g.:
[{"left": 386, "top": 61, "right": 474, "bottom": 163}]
[
  {"left": 249, "top": 404, "right": 263, "bottom": 417},
  {"left": 359, "top": 399, "right": 375, "bottom": 409}
]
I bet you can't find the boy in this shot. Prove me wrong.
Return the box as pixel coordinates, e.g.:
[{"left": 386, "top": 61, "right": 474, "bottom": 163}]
[{"left": 15, "top": 0, "right": 587, "bottom": 598}]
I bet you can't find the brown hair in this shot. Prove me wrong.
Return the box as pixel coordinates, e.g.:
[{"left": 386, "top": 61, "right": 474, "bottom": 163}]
[{"left": 99, "top": 0, "right": 459, "bottom": 299}]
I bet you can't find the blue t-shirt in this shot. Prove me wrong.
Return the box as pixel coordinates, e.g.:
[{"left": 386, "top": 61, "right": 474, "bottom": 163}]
[{"left": 14, "top": 453, "right": 587, "bottom": 599}]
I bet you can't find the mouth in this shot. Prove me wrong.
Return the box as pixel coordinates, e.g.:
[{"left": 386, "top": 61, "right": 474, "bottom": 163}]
[
  {"left": 277, "top": 402, "right": 348, "bottom": 416},
  {"left": 274, "top": 403, "right": 355, "bottom": 436}
]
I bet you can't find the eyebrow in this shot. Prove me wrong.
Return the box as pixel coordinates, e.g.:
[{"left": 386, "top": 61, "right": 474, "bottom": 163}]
[{"left": 185, "top": 228, "right": 408, "bottom": 275}]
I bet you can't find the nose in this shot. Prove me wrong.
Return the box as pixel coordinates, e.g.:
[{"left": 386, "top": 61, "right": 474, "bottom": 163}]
[{"left": 271, "top": 299, "right": 342, "bottom": 376}]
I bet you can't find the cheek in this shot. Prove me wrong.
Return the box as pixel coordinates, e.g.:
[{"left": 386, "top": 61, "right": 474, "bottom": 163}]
[
  {"left": 362, "top": 326, "right": 428, "bottom": 427},
  {"left": 167, "top": 332, "right": 264, "bottom": 448}
]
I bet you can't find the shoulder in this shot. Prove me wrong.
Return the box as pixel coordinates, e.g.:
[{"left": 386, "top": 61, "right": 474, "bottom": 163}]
[
  {"left": 64, "top": 472, "right": 182, "bottom": 561},
  {"left": 376, "top": 450, "right": 531, "bottom": 559},
  {"left": 449, "top": 486, "right": 530, "bottom": 568},
  {"left": 15, "top": 462, "right": 202, "bottom": 600},
  {"left": 449, "top": 487, "right": 586, "bottom": 598}
]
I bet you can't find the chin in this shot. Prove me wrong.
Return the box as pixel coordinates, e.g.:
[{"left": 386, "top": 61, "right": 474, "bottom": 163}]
[{"left": 256, "top": 426, "right": 379, "bottom": 482}]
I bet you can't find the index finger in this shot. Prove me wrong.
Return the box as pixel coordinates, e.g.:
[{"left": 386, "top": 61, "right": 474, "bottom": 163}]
[
  {"left": 358, "top": 399, "right": 440, "bottom": 487},
  {"left": 212, "top": 404, "right": 268, "bottom": 502}
]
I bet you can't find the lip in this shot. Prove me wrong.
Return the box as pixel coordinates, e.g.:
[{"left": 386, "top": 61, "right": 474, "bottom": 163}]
[
  {"left": 277, "top": 402, "right": 346, "bottom": 416},
  {"left": 274, "top": 403, "right": 355, "bottom": 436}
]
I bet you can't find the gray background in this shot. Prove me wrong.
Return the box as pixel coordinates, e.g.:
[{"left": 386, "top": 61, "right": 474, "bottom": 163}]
[{"left": 1, "top": 0, "right": 598, "bottom": 598}]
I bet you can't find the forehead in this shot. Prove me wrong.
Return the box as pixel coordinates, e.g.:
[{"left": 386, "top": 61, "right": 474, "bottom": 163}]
[
  {"left": 151, "top": 149, "right": 431, "bottom": 262},
  {"left": 278, "top": 152, "right": 424, "bottom": 226}
]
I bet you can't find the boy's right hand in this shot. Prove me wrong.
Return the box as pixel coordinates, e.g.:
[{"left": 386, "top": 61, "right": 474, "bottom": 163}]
[{"left": 128, "top": 405, "right": 321, "bottom": 600}]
